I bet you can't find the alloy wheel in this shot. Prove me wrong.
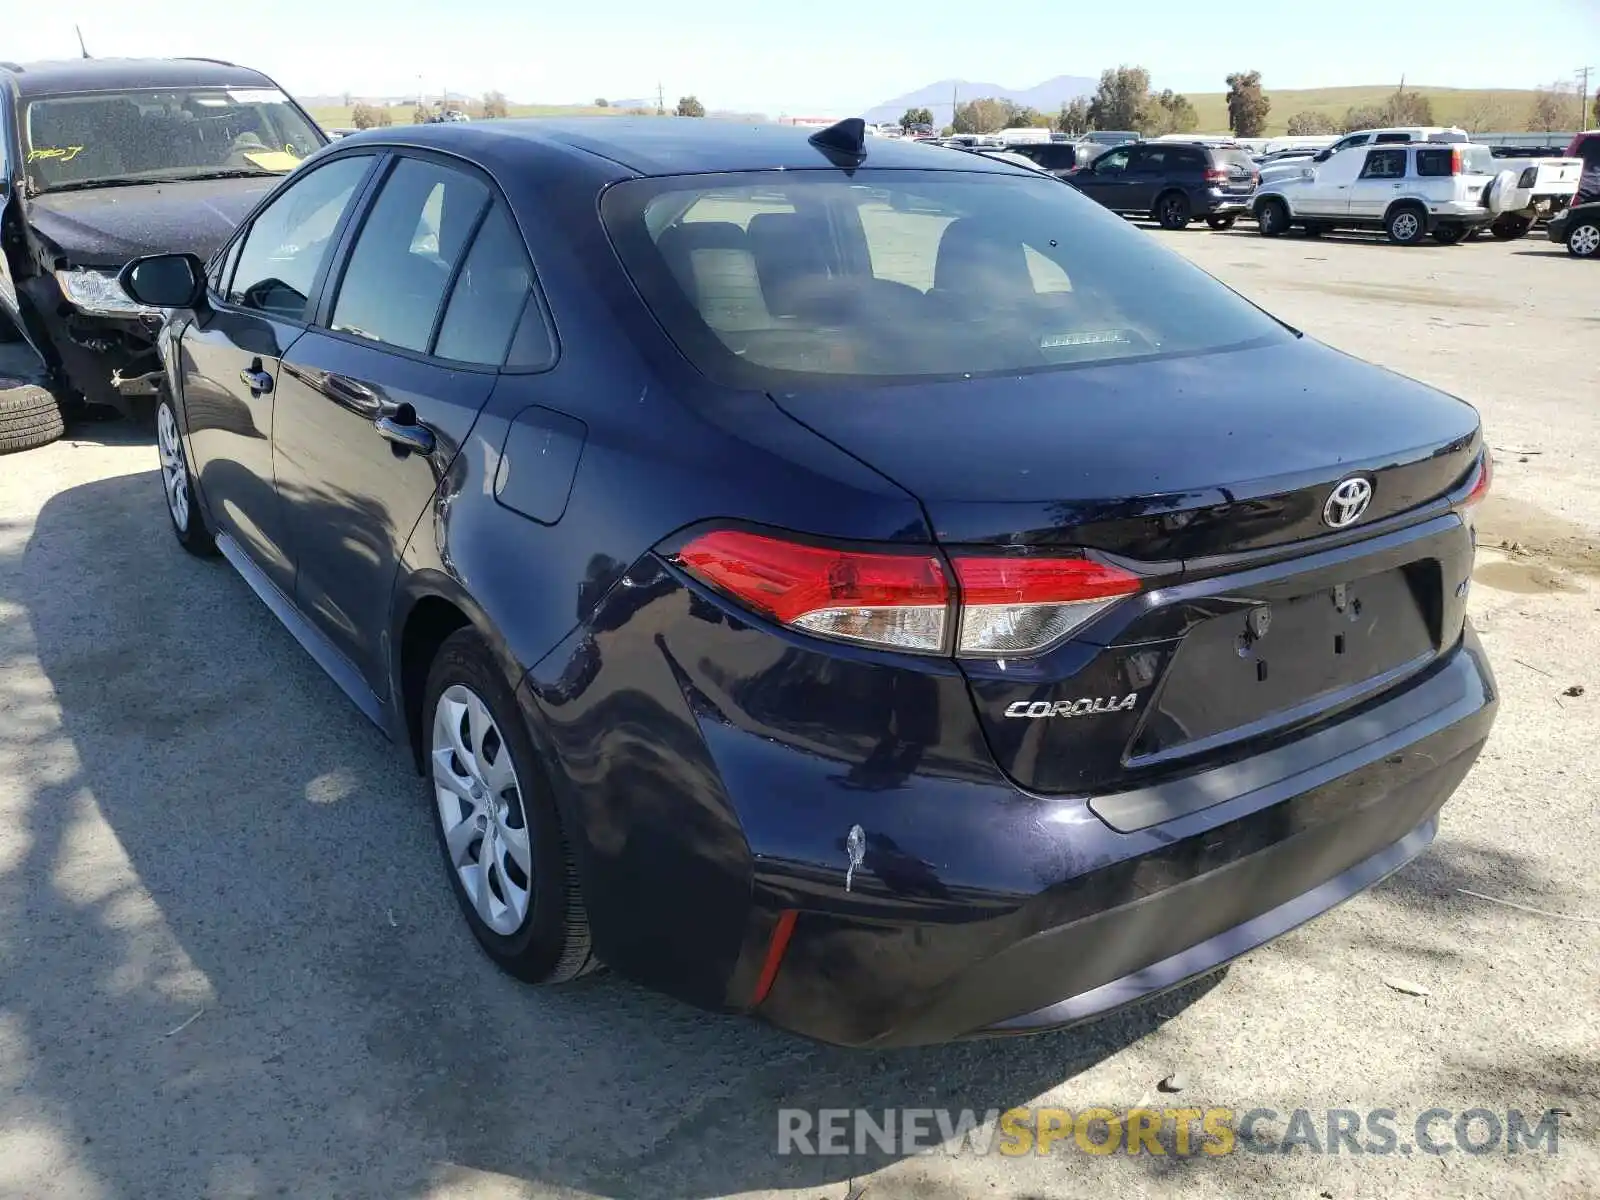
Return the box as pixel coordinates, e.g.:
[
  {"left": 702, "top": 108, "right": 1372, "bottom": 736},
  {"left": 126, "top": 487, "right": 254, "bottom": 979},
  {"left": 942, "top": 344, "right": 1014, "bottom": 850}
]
[
  {"left": 1570, "top": 223, "right": 1600, "bottom": 258},
  {"left": 431, "top": 683, "right": 532, "bottom": 935},
  {"left": 1391, "top": 212, "right": 1421, "bottom": 243},
  {"left": 156, "top": 402, "right": 190, "bottom": 532}
]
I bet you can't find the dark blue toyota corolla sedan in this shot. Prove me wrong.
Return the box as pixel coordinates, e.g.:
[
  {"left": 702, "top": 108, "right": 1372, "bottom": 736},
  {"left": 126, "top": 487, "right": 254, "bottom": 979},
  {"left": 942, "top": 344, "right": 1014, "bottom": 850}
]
[{"left": 119, "top": 117, "right": 1496, "bottom": 1047}]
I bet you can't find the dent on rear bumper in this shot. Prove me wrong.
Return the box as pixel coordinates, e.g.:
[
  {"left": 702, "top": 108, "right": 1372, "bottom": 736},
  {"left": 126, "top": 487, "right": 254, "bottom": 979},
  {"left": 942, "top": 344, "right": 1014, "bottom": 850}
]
[{"left": 750, "top": 634, "right": 1495, "bottom": 1047}]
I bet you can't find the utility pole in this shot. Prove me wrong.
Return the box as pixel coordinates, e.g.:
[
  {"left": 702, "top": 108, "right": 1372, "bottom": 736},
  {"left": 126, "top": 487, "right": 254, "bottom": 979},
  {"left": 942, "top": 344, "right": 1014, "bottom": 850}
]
[
  {"left": 951, "top": 82, "right": 958, "bottom": 130},
  {"left": 1580, "top": 66, "right": 1594, "bottom": 128},
  {"left": 657, "top": 82, "right": 665, "bottom": 115}
]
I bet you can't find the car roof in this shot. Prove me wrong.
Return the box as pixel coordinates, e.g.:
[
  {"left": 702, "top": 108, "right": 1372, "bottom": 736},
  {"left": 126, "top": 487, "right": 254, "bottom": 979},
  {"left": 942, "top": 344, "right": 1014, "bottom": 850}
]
[
  {"left": 331, "top": 117, "right": 1027, "bottom": 178},
  {"left": 0, "top": 57, "right": 273, "bottom": 98}
]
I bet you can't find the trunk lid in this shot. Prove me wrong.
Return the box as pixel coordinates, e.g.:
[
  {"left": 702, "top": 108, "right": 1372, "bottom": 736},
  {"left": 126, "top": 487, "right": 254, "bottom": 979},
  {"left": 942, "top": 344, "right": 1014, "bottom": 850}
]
[
  {"left": 771, "top": 338, "right": 1482, "bottom": 795},
  {"left": 771, "top": 339, "right": 1480, "bottom": 559}
]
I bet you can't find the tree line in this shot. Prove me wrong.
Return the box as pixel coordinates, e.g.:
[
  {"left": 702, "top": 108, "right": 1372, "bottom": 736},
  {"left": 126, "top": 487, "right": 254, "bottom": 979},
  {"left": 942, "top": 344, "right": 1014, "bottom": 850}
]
[
  {"left": 905, "top": 68, "right": 1600, "bottom": 142},
  {"left": 349, "top": 91, "right": 712, "bottom": 128}
]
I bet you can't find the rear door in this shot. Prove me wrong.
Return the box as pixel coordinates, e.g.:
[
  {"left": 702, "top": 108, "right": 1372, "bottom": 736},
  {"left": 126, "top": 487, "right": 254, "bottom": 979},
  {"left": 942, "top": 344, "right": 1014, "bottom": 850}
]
[
  {"left": 1347, "top": 146, "right": 1409, "bottom": 221},
  {"left": 271, "top": 152, "right": 544, "bottom": 691},
  {"left": 1214, "top": 148, "right": 1258, "bottom": 197},
  {"left": 179, "top": 152, "right": 377, "bottom": 593}
]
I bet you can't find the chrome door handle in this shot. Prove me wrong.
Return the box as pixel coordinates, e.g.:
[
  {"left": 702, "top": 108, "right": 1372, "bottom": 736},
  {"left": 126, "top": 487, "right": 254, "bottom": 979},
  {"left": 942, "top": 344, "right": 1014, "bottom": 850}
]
[
  {"left": 375, "top": 415, "right": 434, "bottom": 456},
  {"left": 239, "top": 361, "right": 273, "bottom": 394}
]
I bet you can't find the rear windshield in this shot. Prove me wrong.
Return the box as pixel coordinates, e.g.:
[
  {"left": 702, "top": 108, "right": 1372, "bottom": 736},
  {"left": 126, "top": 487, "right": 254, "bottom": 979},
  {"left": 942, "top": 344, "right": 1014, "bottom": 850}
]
[
  {"left": 601, "top": 169, "right": 1289, "bottom": 389},
  {"left": 1215, "top": 149, "right": 1257, "bottom": 170}
]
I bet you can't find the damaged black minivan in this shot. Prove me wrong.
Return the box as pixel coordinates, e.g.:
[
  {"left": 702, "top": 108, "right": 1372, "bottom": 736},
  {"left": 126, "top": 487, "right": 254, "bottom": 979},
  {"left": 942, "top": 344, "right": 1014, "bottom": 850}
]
[{"left": 0, "top": 57, "right": 326, "bottom": 422}]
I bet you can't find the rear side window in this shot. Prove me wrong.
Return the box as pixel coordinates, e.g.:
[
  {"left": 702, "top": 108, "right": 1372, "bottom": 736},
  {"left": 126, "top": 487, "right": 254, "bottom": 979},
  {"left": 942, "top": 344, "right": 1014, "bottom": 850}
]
[
  {"left": 1416, "top": 148, "right": 1452, "bottom": 177},
  {"left": 433, "top": 204, "right": 541, "bottom": 366},
  {"left": 601, "top": 170, "right": 1289, "bottom": 389},
  {"left": 330, "top": 157, "right": 488, "bottom": 352},
  {"left": 1360, "top": 148, "right": 1408, "bottom": 179}
]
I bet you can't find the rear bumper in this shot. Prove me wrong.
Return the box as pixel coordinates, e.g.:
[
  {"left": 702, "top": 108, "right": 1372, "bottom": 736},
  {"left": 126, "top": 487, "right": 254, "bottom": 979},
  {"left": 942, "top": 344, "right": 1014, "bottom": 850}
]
[{"left": 746, "top": 632, "right": 1494, "bottom": 1047}]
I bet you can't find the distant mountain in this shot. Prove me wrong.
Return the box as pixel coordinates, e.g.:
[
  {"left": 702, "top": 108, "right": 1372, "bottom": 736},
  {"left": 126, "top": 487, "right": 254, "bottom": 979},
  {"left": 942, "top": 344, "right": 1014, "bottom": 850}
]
[{"left": 864, "top": 75, "right": 1096, "bottom": 127}]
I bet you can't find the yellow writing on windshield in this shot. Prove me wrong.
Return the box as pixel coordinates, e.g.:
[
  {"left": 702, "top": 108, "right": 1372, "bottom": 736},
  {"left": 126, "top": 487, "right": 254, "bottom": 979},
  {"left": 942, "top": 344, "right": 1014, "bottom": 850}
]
[
  {"left": 244, "top": 149, "right": 302, "bottom": 172},
  {"left": 28, "top": 146, "right": 85, "bottom": 163}
]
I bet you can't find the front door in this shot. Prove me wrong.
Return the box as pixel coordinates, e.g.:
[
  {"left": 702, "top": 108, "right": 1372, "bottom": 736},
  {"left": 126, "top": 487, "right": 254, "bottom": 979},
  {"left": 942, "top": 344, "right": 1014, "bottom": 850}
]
[
  {"left": 179, "top": 153, "right": 377, "bottom": 592},
  {"left": 1074, "top": 146, "right": 1133, "bottom": 210},
  {"left": 272, "top": 155, "right": 535, "bottom": 691},
  {"left": 1296, "top": 147, "right": 1363, "bottom": 217},
  {"left": 1121, "top": 145, "right": 1167, "bottom": 212},
  {"left": 1347, "top": 147, "right": 1410, "bottom": 221}
]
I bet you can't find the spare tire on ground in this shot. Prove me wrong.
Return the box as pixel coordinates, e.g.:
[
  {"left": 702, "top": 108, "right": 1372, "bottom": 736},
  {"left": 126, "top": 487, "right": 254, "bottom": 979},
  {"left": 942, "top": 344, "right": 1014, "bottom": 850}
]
[{"left": 0, "top": 380, "right": 66, "bottom": 455}]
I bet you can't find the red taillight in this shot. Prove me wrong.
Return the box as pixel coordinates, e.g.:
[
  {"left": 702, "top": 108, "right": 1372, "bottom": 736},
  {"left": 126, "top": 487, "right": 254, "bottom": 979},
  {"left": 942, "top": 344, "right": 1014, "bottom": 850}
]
[
  {"left": 1204, "top": 167, "right": 1229, "bottom": 184},
  {"left": 674, "top": 530, "right": 950, "bottom": 652},
  {"left": 953, "top": 556, "right": 1141, "bottom": 656},
  {"left": 1451, "top": 147, "right": 1464, "bottom": 176},
  {"left": 1461, "top": 450, "right": 1492, "bottom": 512},
  {"left": 672, "top": 530, "right": 1142, "bottom": 658}
]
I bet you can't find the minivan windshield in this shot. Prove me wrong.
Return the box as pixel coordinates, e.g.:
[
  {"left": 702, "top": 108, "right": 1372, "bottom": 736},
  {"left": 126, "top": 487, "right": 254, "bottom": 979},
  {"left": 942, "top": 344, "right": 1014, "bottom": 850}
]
[
  {"left": 602, "top": 169, "right": 1290, "bottom": 389},
  {"left": 22, "top": 86, "right": 325, "bottom": 193}
]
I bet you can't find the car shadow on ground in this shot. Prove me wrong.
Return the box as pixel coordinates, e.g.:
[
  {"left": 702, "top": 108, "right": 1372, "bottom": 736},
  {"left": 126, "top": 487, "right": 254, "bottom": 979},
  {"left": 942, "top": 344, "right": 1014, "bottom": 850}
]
[
  {"left": 1, "top": 468, "right": 1245, "bottom": 1198},
  {"left": 1198, "top": 226, "right": 1488, "bottom": 251}
]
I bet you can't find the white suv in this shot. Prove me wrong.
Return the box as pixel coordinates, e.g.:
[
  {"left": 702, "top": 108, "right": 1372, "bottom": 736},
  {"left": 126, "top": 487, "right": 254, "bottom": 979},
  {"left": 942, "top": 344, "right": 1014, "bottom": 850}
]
[
  {"left": 1252, "top": 140, "right": 1511, "bottom": 245},
  {"left": 1258, "top": 126, "right": 1467, "bottom": 185}
]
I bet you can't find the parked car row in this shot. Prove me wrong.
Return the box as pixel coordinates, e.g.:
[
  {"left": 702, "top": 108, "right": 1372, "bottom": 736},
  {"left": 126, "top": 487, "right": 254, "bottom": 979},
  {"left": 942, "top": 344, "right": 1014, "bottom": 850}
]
[{"left": 970, "top": 124, "right": 1600, "bottom": 255}]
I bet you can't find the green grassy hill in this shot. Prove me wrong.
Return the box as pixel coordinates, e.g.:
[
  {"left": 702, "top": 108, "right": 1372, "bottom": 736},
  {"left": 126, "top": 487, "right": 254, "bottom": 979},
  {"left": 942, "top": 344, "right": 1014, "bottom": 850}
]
[
  {"left": 1182, "top": 86, "right": 1560, "bottom": 135},
  {"left": 310, "top": 85, "right": 1574, "bottom": 136}
]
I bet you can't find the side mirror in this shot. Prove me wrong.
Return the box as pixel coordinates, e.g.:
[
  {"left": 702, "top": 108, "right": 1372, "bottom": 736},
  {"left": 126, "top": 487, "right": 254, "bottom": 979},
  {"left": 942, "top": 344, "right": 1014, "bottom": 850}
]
[
  {"left": 118, "top": 253, "right": 205, "bottom": 309},
  {"left": 1312, "top": 149, "right": 1331, "bottom": 163}
]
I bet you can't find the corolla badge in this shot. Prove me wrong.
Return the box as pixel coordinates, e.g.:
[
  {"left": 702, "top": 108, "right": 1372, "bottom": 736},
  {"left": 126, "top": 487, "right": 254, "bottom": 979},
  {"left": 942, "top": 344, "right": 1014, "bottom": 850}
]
[
  {"left": 1323, "top": 476, "right": 1374, "bottom": 529},
  {"left": 1005, "top": 695, "right": 1139, "bottom": 719}
]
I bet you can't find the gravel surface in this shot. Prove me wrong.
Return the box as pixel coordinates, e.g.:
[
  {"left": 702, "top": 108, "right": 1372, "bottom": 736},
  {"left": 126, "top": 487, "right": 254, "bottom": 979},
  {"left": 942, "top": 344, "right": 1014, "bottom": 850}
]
[{"left": 0, "top": 230, "right": 1596, "bottom": 1200}]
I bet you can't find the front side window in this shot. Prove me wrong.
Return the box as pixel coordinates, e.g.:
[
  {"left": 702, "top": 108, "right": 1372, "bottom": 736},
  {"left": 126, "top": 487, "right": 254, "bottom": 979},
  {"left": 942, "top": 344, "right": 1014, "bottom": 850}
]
[
  {"left": 1094, "top": 148, "right": 1131, "bottom": 174},
  {"left": 330, "top": 158, "right": 489, "bottom": 352},
  {"left": 602, "top": 169, "right": 1289, "bottom": 388},
  {"left": 228, "top": 154, "right": 373, "bottom": 318},
  {"left": 21, "top": 86, "right": 324, "bottom": 193}
]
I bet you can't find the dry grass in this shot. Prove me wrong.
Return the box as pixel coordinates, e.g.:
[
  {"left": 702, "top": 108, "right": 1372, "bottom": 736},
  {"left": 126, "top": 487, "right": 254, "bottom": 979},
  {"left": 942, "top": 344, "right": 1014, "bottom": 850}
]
[{"left": 1182, "top": 85, "right": 1567, "bottom": 135}]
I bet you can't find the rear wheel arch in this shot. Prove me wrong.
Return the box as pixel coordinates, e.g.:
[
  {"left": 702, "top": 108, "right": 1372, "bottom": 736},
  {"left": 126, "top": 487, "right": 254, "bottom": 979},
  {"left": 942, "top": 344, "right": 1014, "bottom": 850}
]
[{"left": 396, "top": 590, "right": 476, "bottom": 772}]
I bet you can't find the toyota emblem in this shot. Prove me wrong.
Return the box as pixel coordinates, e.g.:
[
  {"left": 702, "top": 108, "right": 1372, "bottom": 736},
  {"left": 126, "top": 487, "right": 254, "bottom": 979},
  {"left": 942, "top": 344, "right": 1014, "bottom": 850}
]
[{"left": 1323, "top": 476, "right": 1374, "bottom": 529}]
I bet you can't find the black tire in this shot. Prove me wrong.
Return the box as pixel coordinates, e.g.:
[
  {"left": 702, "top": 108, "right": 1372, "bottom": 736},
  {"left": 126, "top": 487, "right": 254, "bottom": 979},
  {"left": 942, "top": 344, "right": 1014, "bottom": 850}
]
[
  {"left": 1489, "top": 213, "right": 1533, "bottom": 241},
  {"left": 1155, "top": 191, "right": 1192, "bottom": 230},
  {"left": 1430, "top": 225, "right": 1467, "bottom": 245},
  {"left": 1565, "top": 219, "right": 1600, "bottom": 259},
  {"left": 0, "top": 382, "right": 65, "bottom": 455},
  {"left": 154, "top": 393, "right": 218, "bottom": 556},
  {"left": 1385, "top": 205, "right": 1427, "bottom": 245},
  {"left": 424, "top": 628, "right": 596, "bottom": 984},
  {"left": 1256, "top": 198, "right": 1289, "bottom": 237},
  {"left": 1205, "top": 214, "right": 1237, "bottom": 231}
]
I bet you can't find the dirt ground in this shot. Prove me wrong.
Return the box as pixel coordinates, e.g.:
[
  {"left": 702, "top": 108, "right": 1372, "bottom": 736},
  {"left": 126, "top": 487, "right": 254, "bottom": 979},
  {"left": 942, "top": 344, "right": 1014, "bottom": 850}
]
[{"left": 0, "top": 228, "right": 1597, "bottom": 1200}]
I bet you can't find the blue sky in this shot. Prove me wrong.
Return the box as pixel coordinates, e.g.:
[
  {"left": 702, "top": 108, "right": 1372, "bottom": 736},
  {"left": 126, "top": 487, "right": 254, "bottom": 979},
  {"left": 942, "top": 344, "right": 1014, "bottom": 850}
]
[{"left": 15, "top": 0, "right": 1600, "bottom": 116}]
